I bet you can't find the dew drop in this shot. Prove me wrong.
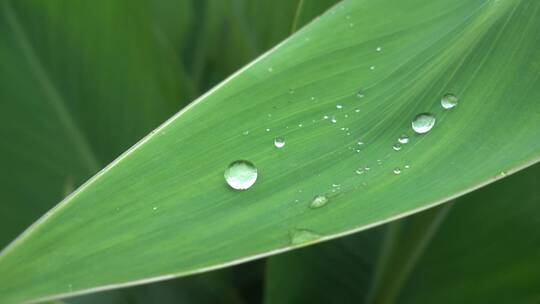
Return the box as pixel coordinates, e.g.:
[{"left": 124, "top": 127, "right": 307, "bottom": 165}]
[
  {"left": 224, "top": 160, "right": 258, "bottom": 190},
  {"left": 357, "top": 90, "right": 365, "bottom": 98},
  {"left": 336, "top": 104, "right": 343, "bottom": 109},
  {"left": 242, "top": 130, "right": 250, "bottom": 136},
  {"left": 370, "top": 66, "right": 375, "bottom": 70},
  {"left": 376, "top": 46, "right": 382, "bottom": 52},
  {"left": 441, "top": 94, "right": 458, "bottom": 109},
  {"left": 331, "top": 118, "right": 337, "bottom": 124},
  {"left": 355, "top": 109, "right": 361, "bottom": 113},
  {"left": 266, "top": 128, "right": 271, "bottom": 132},
  {"left": 392, "top": 143, "right": 402, "bottom": 151},
  {"left": 393, "top": 168, "right": 401, "bottom": 175},
  {"left": 267, "top": 67, "right": 274, "bottom": 72},
  {"left": 412, "top": 113, "right": 436, "bottom": 134},
  {"left": 398, "top": 134, "right": 410, "bottom": 144},
  {"left": 290, "top": 229, "right": 321, "bottom": 245},
  {"left": 357, "top": 141, "right": 364, "bottom": 146},
  {"left": 404, "top": 164, "right": 410, "bottom": 169},
  {"left": 274, "top": 138, "right": 285, "bottom": 148},
  {"left": 310, "top": 195, "right": 329, "bottom": 209}
]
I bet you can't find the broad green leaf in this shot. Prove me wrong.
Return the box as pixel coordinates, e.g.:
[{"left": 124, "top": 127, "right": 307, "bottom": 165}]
[
  {"left": 0, "top": 0, "right": 183, "bottom": 248},
  {"left": 1, "top": 0, "right": 540, "bottom": 303},
  {"left": 265, "top": 163, "right": 540, "bottom": 304}
]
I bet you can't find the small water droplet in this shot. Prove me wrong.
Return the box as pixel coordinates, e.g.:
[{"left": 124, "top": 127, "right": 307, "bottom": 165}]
[
  {"left": 331, "top": 118, "right": 337, "bottom": 124},
  {"left": 152, "top": 206, "right": 158, "bottom": 211},
  {"left": 290, "top": 229, "right": 321, "bottom": 245},
  {"left": 344, "top": 114, "right": 349, "bottom": 118},
  {"left": 376, "top": 46, "right": 382, "bottom": 52},
  {"left": 357, "top": 90, "right": 365, "bottom": 98},
  {"left": 224, "top": 160, "right": 258, "bottom": 190},
  {"left": 398, "top": 134, "right": 410, "bottom": 144},
  {"left": 392, "top": 143, "right": 402, "bottom": 151},
  {"left": 364, "top": 166, "right": 371, "bottom": 171},
  {"left": 441, "top": 94, "right": 458, "bottom": 109},
  {"left": 355, "top": 109, "right": 361, "bottom": 113},
  {"left": 323, "top": 115, "right": 329, "bottom": 120},
  {"left": 298, "top": 123, "right": 303, "bottom": 128},
  {"left": 310, "top": 96, "right": 316, "bottom": 101},
  {"left": 336, "top": 104, "right": 343, "bottom": 109},
  {"left": 412, "top": 113, "right": 436, "bottom": 134},
  {"left": 310, "top": 195, "right": 329, "bottom": 209},
  {"left": 393, "top": 168, "right": 401, "bottom": 175},
  {"left": 356, "top": 169, "right": 364, "bottom": 175},
  {"left": 404, "top": 164, "right": 410, "bottom": 169},
  {"left": 266, "top": 128, "right": 271, "bottom": 132},
  {"left": 370, "top": 66, "right": 375, "bottom": 70},
  {"left": 289, "top": 88, "right": 295, "bottom": 94},
  {"left": 274, "top": 138, "right": 285, "bottom": 148},
  {"left": 357, "top": 141, "right": 364, "bottom": 146},
  {"left": 377, "top": 159, "right": 383, "bottom": 165},
  {"left": 267, "top": 67, "right": 274, "bottom": 72}
]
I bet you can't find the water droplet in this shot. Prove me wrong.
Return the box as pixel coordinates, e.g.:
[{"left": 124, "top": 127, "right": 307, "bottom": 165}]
[
  {"left": 331, "top": 118, "right": 337, "bottom": 124},
  {"left": 266, "top": 128, "right": 271, "bottom": 132},
  {"left": 357, "top": 90, "right": 365, "bottom": 98},
  {"left": 376, "top": 46, "right": 382, "bottom": 52},
  {"left": 398, "top": 134, "right": 410, "bottom": 144},
  {"left": 356, "top": 169, "right": 364, "bottom": 175},
  {"left": 344, "top": 114, "right": 349, "bottom": 118},
  {"left": 267, "top": 67, "right": 274, "bottom": 72},
  {"left": 355, "top": 109, "right": 361, "bottom": 113},
  {"left": 357, "top": 141, "right": 364, "bottom": 146},
  {"left": 441, "top": 94, "right": 458, "bottom": 109},
  {"left": 310, "top": 195, "right": 329, "bottom": 209},
  {"left": 310, "top": 96, "right": 316, "bottom": 101},
  {"left": 336, "top": 104, "right": 343, "bottom": 109},
  {"left": 392, "top": 143, "right": 402, "bottom": 151},
  {"left": 298, "top": 123, "right": 303, "bottom": 128},
  {"left": 364, "top": 166, "right": 371, "bottom": 171},
  {"left": 224, "top": 160, "right": 258, "bottom": 190},
  {"left": 289, "top": 88, "right": 295, "bottom": 94},
  {"left": 404, "top": 164, "right": 410, "bottom": 169},
  {"left": 274, "top": 138, "right": 285, "bottom": 148},
  {"left": 323, "top": 115, "right": 329, "bottom": 120},
  {"left": 393, "top": 168, "right": 401, "bottom": 175},
  {"left": 152, "top": 206, "right": 158, "bottom": 210},
  {"left": 377, "top": 159, "right": 383, "bottom": 165},
  {"left": 412, "top": 113, "right": 436, "bottom": 134},
  {"left": 290, "top": 229, "right": 321, "bottom": 245},
  {"left": 370, "top": 66, "right": 375, "bottom": 70}
]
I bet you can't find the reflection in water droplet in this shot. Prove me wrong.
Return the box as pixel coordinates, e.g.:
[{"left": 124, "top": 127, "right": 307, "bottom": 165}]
[
  {"left": 310, "top": 195, "right": 329, "bottom": 209},
  {"left": 224, "top": 160, "right": 258, "bottom": 190},
  {"left": 398, "top": 134, "right": 410, "bottom": 144},
  {"left": 392, "top": 143, "right": 402, "bottom": 151},
  {"left": 412, "top": 113, "right": 436, "bottom": 134},
  {"left": 290, "top": 229, "right": 321, "bottom": 245},
  {"left": 393, "top": 168, "right": 401, "bottom": 175},
  {"left": 274, "top": 138, "right": 285, "bottom": 148},
  {"left": 441, "top": 94, "right": 458, "bottom": 109}
]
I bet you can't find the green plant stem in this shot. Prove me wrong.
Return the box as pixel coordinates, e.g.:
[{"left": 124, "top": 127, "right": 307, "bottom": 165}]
[{"left": 290, "top": 0, "right": 305, "bottom": 34}]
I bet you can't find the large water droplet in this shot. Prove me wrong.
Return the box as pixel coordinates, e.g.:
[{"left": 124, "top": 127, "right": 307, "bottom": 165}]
[
  {"left": 274, "top": 138, "right": 285, "bottom": 148},
  {"left": 310, "top": 195, "right": 329, "bottom": 209},
  {"left": 290, "top": 229, "right": 321, "bottom": 245},
  {"left": 441, "top": 94, "right": 458, "bottom": 109},
  {"left": 412, "top": 113, "right": 436, "bottom": 134},
  {"left": 398, "top": 134, "right": 410, "bottom": 144},
  {"left": 224, "top": 160, "right": 258, "bottom": 190}
]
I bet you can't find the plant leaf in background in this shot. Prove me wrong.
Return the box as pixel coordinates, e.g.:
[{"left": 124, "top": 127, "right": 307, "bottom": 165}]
[
  {"left": 0, "top": 0, "right": 539, "bottom": 303},
  {"left": 265, "top": 162, "right": 540, "bottom": 304}
]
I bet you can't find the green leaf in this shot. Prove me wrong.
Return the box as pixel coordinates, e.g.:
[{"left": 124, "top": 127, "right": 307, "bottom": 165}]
[
  {"left": 1, "top": 0, "right": 540, "bottom": 303},
  {"left": 264, "top": 162, "right": 540, "bottom": 304}
]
